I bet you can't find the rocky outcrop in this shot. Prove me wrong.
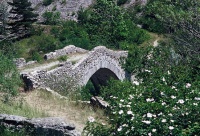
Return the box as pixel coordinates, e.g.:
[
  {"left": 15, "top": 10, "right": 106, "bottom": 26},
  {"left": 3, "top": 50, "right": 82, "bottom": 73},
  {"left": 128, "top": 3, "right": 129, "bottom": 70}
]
[
  {"left": 0, "top": 114, "right": 80, "bottom": 136},
  {"left": 90, "top": 96, "right": 109, "bottom": 108},
  {"left": 3, "top": 0, "right": 147, "bottom": 22}
]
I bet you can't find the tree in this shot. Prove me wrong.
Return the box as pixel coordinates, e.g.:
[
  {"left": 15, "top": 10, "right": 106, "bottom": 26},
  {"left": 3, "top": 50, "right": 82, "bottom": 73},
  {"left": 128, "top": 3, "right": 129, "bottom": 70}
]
[
  {"left": 78, "top": 0, "right": 128, "bottom": 48},
  {"left": 0, "top": 1, "right": 8, "bottom": 41},
  {"left": 140, "top": 0, "right": 200, "bottom": 64},
  {"left": 7, "top": 0, "right": 38, "bottom": 40},
  {"left": 42, "top": 11, "right": 61, "bottom": 25}
]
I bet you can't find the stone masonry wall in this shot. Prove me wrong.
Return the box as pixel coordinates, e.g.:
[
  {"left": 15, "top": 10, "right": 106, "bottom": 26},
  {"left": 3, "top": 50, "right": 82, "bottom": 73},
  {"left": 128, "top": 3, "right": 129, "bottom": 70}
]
[
  {"left": 44, "top": 45, "right": 88, "bottom": 60},
  {"left": 21, "top": 46, "right": 128, "bottom": 90}
]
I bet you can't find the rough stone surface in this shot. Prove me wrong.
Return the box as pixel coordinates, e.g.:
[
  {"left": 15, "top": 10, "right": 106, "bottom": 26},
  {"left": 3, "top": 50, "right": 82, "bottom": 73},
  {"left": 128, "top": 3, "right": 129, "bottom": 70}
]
[
  {"left": 4, "top": 0, "right": 147, "bottom": 22},
  {"left": 13, "top": 58, "right": 37, "bottom": 68},
  {"left": 21, "top": 46, "right": 128, "bottom": 90},
  {"left": 0, "top": 114, "right": 80, "bottom": 136},
  {"left": 44, "top": 45, "right": 88, "bottom": 60},
  {"left": 90, "top": 96, "right": 109, "bottom": 108}
]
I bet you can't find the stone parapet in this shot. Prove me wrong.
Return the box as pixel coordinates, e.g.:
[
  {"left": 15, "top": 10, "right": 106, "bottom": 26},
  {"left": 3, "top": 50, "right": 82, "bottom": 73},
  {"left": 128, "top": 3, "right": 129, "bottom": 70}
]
[{"left": 44, "top": 45, "right": 88, "bottom": 60}]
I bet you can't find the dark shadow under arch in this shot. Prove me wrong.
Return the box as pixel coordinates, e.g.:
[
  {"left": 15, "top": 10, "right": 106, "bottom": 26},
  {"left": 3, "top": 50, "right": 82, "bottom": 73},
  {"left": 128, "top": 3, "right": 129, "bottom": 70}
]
[{"left": 89, "top": 68, "right": 119, "bottom": 94}]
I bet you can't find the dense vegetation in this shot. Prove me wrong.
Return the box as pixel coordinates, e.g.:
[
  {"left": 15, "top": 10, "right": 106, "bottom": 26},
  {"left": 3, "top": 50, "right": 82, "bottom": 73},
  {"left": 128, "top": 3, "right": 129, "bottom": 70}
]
[{"left": 0, "top": 0, "right": 199, "bottom": 135}]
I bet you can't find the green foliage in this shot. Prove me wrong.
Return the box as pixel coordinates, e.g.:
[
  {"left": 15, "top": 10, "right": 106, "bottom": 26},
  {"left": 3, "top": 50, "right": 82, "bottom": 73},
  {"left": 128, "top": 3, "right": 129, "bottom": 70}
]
[
  {"left": 83, "top": 39, "right": 200, "bottom": 135},
  {"left": 77, "top": 80, "right": 95, "bottom": 101},
  {"left": 0, "top": 52, "right": 21, "bottom": 96},
  {"left": 78, "top": 0, "right": 129, "bottom": 48},
  {"left": 43, "top": 0, "right": 54, "bottom": 6},
  {"left": 0, "top": 126, "right": 27, "bottom": 136},
  {"left": 117, "top": 0, "right": 128, "bottom": 6},
  {"left": 84, "top": 72, "right": 200, "bottom": 135},
  {"left": 58, "top": 21, "right": 91, "bottom": 49},
  {"left": 78, "top": 0, "right": 150, "bottom": 49},
  {"left": 136, "top": 0, "right": 199, "bottom": 63},
  {"left": 58, "top": 55, "right": 68, "bottom": 61},
  {"left": 42, "top": 11, "right": 61, "bottom": 25}
]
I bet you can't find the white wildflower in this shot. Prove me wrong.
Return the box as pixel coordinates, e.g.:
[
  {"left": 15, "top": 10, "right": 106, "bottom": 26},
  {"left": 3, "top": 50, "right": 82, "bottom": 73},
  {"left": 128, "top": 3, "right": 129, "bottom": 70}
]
[
  {"left": 127, "top": 111, "right": 133, "bottom": 115},
  {"left": 117, "top": 126, "right": 122, "bottom": 132},
  {"left": 169, "top": 126, "right": 174, "bottom": 130},
  {"left": 194, "top": 97, "right": 200, "bottom": 100},
  {"left": 120, "top": 99, "right": 124, "bottom": 102},
  {"left": 170, "top": 120, "right": 174, "bottom": 123},
  {"left": 171, "top": 95, "right": 176, "bottom": 99},
  {"left": 177, "top": 99, "right": 184, "bottom": 104},
  {"left": 158, "top": 112, "right": 163, "bottom": 116},
  {"left": 145, "top": 69, "right": 151, "bottom": 73},
  {"left": 148, "top": 133, "right": 152, "bottom": 136},
  {"left": 133, "top": 81, "right": 140, "bottom": 85},
  {"left": 126, "top": 105, "right": 131, "bottom": 108},
  {"left": 131, "top": 117, "right": 135, "bottom": 120},
  {"left": 142, "top": 120, "right": 151, "bottom": 124},
  {"left": 129, "top": 95, "right": 134, "bottom": 99},
  {"left": 88, "top": 116, "right": 95, "bottom": 123},
  {"left": 168, "top": 113, "right": 173, "bottom": 116},
  {"left": 193, "top": 103, "right": 198, "bottom": 106},
  {"left": 161, "top": 119, "right": 166, "bottom": 123},
  {"left": 186, "top": 83, "right": 191, "bottom": 88},
  {"left": 167, "top": 70, "right": 171, "bottom": 75},
  {"left": 162, "top": 77, "right": 166, "bottom": 82},
  {"left": 119, "top": 110, "right": 124, "bottom": 115},
  {"left": 161, "top": 92, "right": 165, "bottom": 96},
  {"left": 147, "top": 113, "right": 153, "bottom": 118},
  {"left": 146, "top": 98, "right": 154, "bottom": 102},
  {"left": 152, "top": 129, "right": 156, "bottom": 132},
  {"left": 122, "top": 124, "right": 128, "bottom": 127},
  {"left": 162, "top": 102, "right": 166, "bottom": 105}
]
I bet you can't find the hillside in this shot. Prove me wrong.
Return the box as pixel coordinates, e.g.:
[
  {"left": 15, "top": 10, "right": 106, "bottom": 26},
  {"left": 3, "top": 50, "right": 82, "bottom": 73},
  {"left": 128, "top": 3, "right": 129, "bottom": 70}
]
[{"left": 0, "top": 0, "right": 199, "bottom": 135}]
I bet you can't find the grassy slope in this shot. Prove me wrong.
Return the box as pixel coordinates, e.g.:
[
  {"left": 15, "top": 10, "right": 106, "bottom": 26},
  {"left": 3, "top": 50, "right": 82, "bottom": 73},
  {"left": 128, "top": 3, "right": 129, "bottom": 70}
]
[{"left": 0, "top": 89, "right": 106, "bottom": 132}]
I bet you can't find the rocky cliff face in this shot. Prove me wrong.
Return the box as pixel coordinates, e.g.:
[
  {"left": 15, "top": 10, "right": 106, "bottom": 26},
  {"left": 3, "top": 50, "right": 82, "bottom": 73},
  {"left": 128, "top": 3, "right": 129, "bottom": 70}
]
[
  {"left": 29, "top": 0, "right": 93, "bottom": 21},
  {"left": 3, "top": 0, "right": 147, "bottom": 22}
]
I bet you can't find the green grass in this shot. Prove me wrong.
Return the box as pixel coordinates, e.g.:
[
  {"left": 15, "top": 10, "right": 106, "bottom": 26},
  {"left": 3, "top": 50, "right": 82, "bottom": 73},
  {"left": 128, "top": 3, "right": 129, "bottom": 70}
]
[{"left": 0, "top": 96, "right": 48, "bottom": 118}]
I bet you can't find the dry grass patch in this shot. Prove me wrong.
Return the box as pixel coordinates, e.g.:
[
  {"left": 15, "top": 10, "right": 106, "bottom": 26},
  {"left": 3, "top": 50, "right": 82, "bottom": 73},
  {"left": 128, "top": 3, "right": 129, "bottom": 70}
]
[
  {"left": 0, "top": 94, "right": 48, "bottom": 118},
  {"left": 23, "top": 89, "right": 106, "bottom": 132}
]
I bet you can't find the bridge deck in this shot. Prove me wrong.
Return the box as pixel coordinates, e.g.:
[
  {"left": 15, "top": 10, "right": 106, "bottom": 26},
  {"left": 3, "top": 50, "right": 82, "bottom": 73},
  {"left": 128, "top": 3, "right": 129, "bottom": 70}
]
[{"left": 20, "top": 53, "right": 89, "bottom": 74}]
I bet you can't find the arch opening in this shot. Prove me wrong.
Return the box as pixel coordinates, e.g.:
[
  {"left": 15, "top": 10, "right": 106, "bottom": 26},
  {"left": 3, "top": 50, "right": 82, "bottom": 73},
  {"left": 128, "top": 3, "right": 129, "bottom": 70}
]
[{"left": 87, "top": 68, "right": 119, "bottom": 95}]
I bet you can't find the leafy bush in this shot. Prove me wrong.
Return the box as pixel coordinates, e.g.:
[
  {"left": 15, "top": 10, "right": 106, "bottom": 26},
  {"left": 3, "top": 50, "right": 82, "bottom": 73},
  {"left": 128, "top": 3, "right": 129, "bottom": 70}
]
[
  {"left": 83, "top": 42, "right": 200, "bottom": 135},
  {"left": 58, "top": 21, "right": 91, "bottom": 49},
  {"left": 0, "top": 126, "right": 27, "bottom": 136},
  {"left": 42, "top": 11, "right": 61, "bottom": 25},
  {"left": 0, "top": 52, "right": 21, "bottom": 96},
  {"left": 117, "top": 0, "right": 128, "bottom": 5},
  {"left": 29, "top": 34, "right": 60, "bottom": 53},
  {"left": 58, "top": 55, "right": 68, "bottom": 61},
  {"left": 83, "top": 75, "right": 200, "bottom": 135}
]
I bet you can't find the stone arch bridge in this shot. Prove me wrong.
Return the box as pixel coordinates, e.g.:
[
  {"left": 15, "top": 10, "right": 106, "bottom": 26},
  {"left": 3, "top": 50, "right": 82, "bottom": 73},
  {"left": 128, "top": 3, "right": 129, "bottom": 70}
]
[{"left": 20, "top": 46, "right": 128, "bottom": 91}]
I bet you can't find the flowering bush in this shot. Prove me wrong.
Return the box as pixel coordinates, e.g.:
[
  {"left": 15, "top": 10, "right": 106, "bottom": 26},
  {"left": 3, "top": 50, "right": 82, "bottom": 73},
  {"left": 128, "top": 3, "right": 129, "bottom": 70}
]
[
  {"left": 83, "top": 78, "right": 200, "bottom": 135},
  {"left": 83, "top": 44, "right": 200, "bottom": 136}
]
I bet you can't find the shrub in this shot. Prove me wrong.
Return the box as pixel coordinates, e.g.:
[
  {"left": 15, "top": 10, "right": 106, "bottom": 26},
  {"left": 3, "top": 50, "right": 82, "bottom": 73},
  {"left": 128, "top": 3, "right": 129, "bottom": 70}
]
[
  {"left": 83, "top": 76, "right": 200, "bottom": 135},
  {"left": 43, "top": 0, "right": 53, "bottom": 6},
  {"left": 42, "top": 11, "right": 61, "bottom": 25},
  {"left": 0, "top": 52, "right": 21, "bottom": 96},
  {"left": 83, "top": 41, "right": 200, "bottom": 135},
  {"left": 117, "top": 0, "right": 128, "bottom": 5},
  {"left": 58, "top": 55, "right": 68, "bottom": 61},
  {"left": 58, "top": 21, "right": 91, "bottom": 49}
]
